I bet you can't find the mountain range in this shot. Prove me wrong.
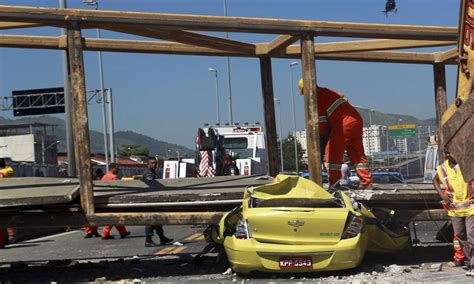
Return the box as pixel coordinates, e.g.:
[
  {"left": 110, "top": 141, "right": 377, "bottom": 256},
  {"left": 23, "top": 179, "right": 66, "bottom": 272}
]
[
  {"left": 0, "top": 115, "right": 194, "bottom": 157},
  {"left": 0, "top": 108, "right": 437, "bottom": 157}
]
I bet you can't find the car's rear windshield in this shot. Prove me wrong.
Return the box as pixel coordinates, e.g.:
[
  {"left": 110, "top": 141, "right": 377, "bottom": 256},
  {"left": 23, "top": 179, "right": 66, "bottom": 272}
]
[{"left": 251, "top": 198, "right": 343, "bottom": 208}]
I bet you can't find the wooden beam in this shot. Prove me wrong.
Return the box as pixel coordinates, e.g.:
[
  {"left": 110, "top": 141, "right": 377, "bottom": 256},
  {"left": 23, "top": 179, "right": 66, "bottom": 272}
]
[
  {"left": 301, "top": 34, "right": 323, "bottom": 185},
  {"left": 259, "top": 58, "right": 279, "bottom": 177},
  {"left": 0, "top": 212, "right": 226, "bottom": 227},
  {"left": 0, "top": 5, "right": 458, "bottom": 40},
  {"left": 0, "top": 34, "right": 458, "bottom": 64},
  {"left": 67, "top": 22, "right": 94, "bottom": 215},
  {"left": 433, "top": 63, "right": 448, "bottom": 161},
  {"left": 266, "top": 34, "right": 299, "bottom": 55},
  {"left": 0, "top": 21, "right": 43, "bottom": 29},
  {"left": 103, "top": 25, "right": 256, "bottom": 54},
  {"left": 434, "top": 48, "right": 458, "bottom": 63},
  {"left": 315, "top": 50, "right": 442, "bottom": 64},
  {"left": 287, "top": 39, "right": 456, "bottom": 55}
]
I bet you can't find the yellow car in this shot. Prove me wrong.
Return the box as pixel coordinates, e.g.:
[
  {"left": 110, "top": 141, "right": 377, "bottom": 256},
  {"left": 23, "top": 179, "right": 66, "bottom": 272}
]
[{"left": 207, "top": 175, "right": 408, "bottom": 274}]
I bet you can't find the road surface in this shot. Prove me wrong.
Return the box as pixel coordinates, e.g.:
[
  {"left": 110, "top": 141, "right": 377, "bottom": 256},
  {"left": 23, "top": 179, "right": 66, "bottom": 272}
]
[{"left": 0, "top": 224, "right": 473, "bottom": 282}]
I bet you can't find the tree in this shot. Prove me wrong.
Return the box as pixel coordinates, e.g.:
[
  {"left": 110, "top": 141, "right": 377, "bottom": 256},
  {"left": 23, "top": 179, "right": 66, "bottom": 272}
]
[
  {"left": 119, "top": 144, "right": 150, "bottom": 157},
  {"left": 281, "top": 134, "right": 303, "bottom": 172}
]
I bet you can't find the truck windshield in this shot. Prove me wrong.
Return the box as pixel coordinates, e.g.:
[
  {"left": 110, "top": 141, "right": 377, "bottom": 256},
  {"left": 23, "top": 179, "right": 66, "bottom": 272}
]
[{"left": 222, "top": 137, "right": 248, "bottom": 149}]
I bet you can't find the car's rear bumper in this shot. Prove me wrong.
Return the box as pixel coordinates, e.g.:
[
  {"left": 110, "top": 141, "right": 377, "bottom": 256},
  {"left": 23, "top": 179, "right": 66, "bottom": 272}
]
[{"left": 223, "top": 233, "right": 368, "bottom": 274}]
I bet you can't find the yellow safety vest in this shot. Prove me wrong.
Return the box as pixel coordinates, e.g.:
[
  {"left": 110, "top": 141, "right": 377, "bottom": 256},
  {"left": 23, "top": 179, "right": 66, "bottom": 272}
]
[{"left": 436, "top": 160, "right": 474, "bottom": 217}]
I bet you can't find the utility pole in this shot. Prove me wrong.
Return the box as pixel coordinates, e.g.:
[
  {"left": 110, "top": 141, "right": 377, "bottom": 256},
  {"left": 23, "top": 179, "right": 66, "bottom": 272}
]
[
  {"left": 224, "top": 0, "right": 233, "bottom": 125},
  {"left": 59, "top": 0, "right": 76, "bottom": 176}
]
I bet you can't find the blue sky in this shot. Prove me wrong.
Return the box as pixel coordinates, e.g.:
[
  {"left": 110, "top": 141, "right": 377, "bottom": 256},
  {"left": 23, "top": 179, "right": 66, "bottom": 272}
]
[{"left": 0, "top": 0, "right": 460, "bottom": 148}]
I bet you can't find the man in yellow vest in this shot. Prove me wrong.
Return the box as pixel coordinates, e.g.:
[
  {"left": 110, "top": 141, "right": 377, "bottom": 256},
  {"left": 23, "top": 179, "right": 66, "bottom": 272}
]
[{"left": 433, "top": 150, "right": 474, "bottom": 276}]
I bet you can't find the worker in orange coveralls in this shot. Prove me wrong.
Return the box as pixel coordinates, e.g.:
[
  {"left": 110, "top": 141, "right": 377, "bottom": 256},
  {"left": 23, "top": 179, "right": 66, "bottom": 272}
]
[
  {"left": 299, "top": 79, "right": 373, "bottom": 189},
  {"left": 100, "top": 163, "right": 130, "bottom": 240}
]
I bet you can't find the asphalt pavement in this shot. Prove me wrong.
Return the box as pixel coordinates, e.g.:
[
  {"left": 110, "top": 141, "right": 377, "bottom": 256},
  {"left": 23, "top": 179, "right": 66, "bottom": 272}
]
[{"left": 0, "top": 224, "right": 473, "bottom": 282}]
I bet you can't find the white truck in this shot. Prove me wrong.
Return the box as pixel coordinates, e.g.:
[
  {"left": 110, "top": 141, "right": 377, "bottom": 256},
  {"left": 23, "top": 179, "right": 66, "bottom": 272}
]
[
  {"left": 423, "top": 135, "right": 439, "bottom": 183},
  {"left": 163, "top": 123, "right": 268, "bottom": 179}
]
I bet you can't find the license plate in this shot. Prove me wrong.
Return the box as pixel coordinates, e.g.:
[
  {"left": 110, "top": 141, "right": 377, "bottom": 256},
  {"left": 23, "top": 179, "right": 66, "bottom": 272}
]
[{"left": 279, "top": 256, "right": 312, "bottom": 269}]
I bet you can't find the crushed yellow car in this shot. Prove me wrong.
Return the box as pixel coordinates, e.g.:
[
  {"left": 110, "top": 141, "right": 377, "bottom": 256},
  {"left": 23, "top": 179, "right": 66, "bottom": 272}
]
[{"left": 206, "top": 175, "right": 409, "bottom": 274}]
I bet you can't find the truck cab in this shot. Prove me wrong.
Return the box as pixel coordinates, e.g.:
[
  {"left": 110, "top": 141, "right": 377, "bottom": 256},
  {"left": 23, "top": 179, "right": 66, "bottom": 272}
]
[{"left": 163, "top": 123, "right": 268, "bottom": 179}]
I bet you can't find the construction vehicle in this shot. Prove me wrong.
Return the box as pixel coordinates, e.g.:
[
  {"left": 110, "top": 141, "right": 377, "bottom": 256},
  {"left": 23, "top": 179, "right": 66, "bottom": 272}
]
[
  {"left": 163, "top": 123, "right": 268, "bottom": 179},
  {"left": 442, "top": 0, "right": 474, "bottom": 182}
]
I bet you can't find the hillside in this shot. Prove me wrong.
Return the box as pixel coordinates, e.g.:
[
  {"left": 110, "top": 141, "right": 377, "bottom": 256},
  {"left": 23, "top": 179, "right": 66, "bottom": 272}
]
[
  {"left": 0, "top": 115, "right": 194, "bottom": 157},
  {"left": 1, "top": 108, "right": 438, "bottom": 156}
]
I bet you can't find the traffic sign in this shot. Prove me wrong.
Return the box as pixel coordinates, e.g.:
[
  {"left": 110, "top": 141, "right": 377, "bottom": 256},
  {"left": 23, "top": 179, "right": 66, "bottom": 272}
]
[
  {"left": 12, "top": 87, "right": 65, "bottom": 116},
  {"left": 388, "top": 124, "right": 416, "bottom": 138}
]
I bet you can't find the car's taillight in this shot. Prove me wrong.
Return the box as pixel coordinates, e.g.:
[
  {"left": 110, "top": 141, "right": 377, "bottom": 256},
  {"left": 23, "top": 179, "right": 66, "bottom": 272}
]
[
  {"left": 341, "top": 213, "right": 364, "bottom": 239},
  {"left": 234, "top": 219, "right": 251, "bottom": 239}
]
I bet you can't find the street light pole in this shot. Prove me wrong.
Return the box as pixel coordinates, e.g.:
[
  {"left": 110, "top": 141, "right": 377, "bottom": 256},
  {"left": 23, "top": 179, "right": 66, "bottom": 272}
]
[
  {"left": 223, "top": 0, "right": 233, "bottom": 125},
  {"left": 208, "top": 68, "right": 220, "bottom": 124},
  {"left": 84, "top": 0, "right": 109, "bottom": 171},
  {"left": 59, "top": 0, "right": 76, "bottom": 176},
  {"left": 274, "top": 98, "right": 284, "bottom": 173},
  {"left": 289, "top": 61, "right": 299, "bottom": 174}
]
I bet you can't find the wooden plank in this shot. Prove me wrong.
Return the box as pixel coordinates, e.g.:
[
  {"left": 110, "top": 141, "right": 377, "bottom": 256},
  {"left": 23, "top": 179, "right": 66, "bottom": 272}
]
[
  {"left": 0, "top": 212, "right": 226, "bottom": 227},
  {"left": 87, "top": 212, "right": 224, "bottom": 226},
  {"left": 67, "top": 22, "right": 94, "bottom": 215},
  {"left": 433, "top": 63, "right": 448, "bottom": 161},
  {"left": 259, "top": 58, "right": 279, "bottom": 177},
  {"left": 301, "top": 34, "right": 323, "bottom": 185},
  {"left": 0, "top": 34, "right": 457, "bottom": 64},
  {"left": 0, "top": 21, "right": 42, "bottom": 29},
  {"left": 287, "top": 39, "right": 456, "bottom": 55},
  {"left": 0, "top": 5, "right": 458, "bottom": 39},
  {"left": 102, "top": 25, "right": 256, "bottom": 54},
  {"left": 434, "top": 48, "right": 458, "bottom": 63},
  {"left": 266, "top": 34, "right": 299, "bottom": 55}
]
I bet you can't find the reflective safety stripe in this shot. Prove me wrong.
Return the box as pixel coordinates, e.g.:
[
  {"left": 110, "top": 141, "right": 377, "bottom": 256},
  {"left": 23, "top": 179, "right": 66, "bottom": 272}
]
[
  {"left": 327, "top": 98, "right": 346, "bottom": 117},
  {"left": 355, "top": 163, "right": 369, "bottom": 169},
  {"left": 319, "top": 116, "right": 327, "bottom": 122},
  {"left": 328, "top": 163, "right": 342, "bottom": 171},
  {"left": 449, "top": 200, "right": 474, "bottom": 210}
]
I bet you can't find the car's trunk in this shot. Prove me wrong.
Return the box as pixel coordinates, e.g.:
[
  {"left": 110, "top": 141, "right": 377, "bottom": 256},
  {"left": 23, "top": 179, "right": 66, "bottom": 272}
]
[{"left": 246, "top": 207, "right": 350, "bottom": 245}]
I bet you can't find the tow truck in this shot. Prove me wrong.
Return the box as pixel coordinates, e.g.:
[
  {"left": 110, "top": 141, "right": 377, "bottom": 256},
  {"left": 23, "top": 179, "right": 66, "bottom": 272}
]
[{"left": 163, "top": 123, "right": 268, "bottom": 179}]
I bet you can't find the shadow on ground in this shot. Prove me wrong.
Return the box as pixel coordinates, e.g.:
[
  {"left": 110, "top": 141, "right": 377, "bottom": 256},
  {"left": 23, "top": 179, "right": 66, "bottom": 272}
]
[{"left": 0, "top": 244, "right": 455, "bottom": 282}]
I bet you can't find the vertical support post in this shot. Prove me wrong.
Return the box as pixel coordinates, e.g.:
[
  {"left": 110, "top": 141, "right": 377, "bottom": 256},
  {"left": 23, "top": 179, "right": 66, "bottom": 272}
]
[
  {"left": 301, "top": 34, "right": 323, "bottom": 185},
  {"left": 433, "top": 63, "right": 447, "bottom": 161},
  {"left": 259, "top": 57, "right": 278, "bottom": 177},
  {"left": 67, "top": 21, "right": 95, "bottom": 215}
]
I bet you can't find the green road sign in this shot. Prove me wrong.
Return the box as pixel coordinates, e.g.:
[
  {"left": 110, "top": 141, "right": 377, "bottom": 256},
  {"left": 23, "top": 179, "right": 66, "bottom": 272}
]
[{"left": 388, "top": 124, "right": 416, "bottom": 138}]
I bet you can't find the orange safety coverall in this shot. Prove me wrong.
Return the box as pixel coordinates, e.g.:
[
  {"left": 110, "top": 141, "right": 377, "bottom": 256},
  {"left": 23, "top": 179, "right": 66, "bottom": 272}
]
[
  {"left": 316, "top": 87, "right": 372, "bottom": 187},
  {"left": 100, "top": 171, "right": 129, "bottom": 238}
]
